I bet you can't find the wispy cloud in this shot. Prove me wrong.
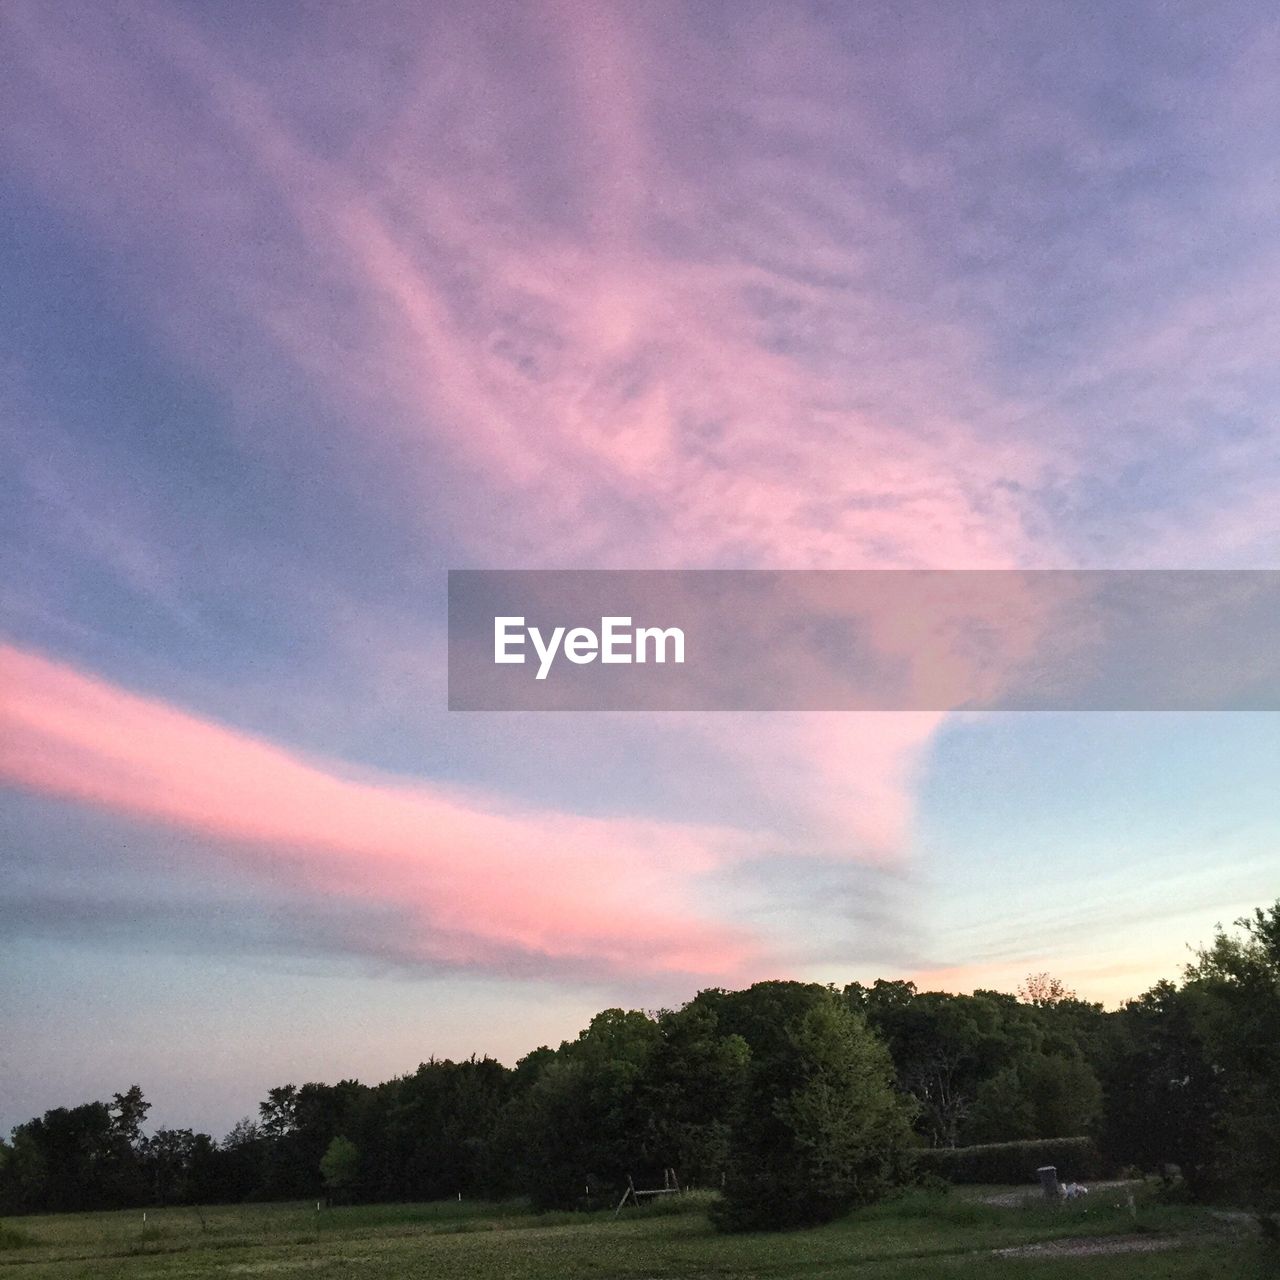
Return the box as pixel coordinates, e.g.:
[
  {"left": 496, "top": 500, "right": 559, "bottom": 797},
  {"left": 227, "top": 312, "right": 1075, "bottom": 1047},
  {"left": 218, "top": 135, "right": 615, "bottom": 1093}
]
[
  {"left": 0, "top": 0, "right": 1035, "bottom": 971},
  {"left": 1, "top": 643, "right": 768, "bottom": 983},
  {"left": 3, "top": 0, "right": 1278, "bottom": 1004},
  {"left": 0, "top": 1, "right": 1053, "bottom": 572}
]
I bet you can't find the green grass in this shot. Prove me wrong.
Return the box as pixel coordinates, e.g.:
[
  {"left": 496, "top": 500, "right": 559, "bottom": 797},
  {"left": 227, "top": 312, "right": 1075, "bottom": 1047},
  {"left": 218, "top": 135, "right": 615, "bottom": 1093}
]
[
  {"left": 0, "top": 1222, "right": 41, "bottom": 1251},
  {"left": 0, "top": 1184, "right": 1265, "bottom": 1278}
]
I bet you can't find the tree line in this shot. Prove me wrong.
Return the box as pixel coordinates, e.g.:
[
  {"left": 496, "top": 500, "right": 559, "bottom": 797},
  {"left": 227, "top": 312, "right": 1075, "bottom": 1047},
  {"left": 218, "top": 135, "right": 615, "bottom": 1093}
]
[{"left": 3, "top": 902, "right": 1276, "bottom": 1228}]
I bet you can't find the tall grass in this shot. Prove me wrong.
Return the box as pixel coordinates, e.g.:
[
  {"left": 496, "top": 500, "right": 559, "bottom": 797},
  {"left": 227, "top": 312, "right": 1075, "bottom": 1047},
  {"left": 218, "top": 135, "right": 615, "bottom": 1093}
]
[{"left": 0, "top": 1220, "right": 41, "bottom": 1250}]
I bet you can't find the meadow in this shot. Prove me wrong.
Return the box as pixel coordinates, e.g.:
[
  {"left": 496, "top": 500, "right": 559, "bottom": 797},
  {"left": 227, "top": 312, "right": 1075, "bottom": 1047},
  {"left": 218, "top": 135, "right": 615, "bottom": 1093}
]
[{"left": 0, "top": 1185, "right": 1266, "bottom": 1279}]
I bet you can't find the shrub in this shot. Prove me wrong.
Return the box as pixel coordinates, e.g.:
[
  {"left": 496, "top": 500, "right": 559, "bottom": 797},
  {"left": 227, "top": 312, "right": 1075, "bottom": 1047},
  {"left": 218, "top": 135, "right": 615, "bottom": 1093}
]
[{"left": 915, "top": 1137, "right": 1102, "bottom": 1185}]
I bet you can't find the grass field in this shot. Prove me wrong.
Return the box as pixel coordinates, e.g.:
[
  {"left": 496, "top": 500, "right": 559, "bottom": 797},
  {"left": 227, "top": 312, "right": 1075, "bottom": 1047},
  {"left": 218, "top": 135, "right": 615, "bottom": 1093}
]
[{"left": 0, "top": 1185, "right": 1268, "bottom": 1278}]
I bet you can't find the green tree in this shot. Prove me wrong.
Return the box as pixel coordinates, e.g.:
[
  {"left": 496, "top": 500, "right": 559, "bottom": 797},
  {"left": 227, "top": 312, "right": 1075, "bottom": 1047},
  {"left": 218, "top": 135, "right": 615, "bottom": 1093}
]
[
  {"left": 141, "top": 1128, "right": 197, "bottom": 1205},
  {"left": 645, "top": 1002, "right": 750, "bottom": 1186},
  {"left": 366, "top": 1058, "right": 511, "bottom": 1202},
  {"left": 257, "top": 1085, "right": 299, "bottom": 1140},
  {"left": 1184, "top": 904, "right": 1280, "bottom": 1202},
  {"left": 319, "top": 1136, "right": 360, "bottom": 1199},
  {"left": 7, "top": 1102, "right": 113, "bottom": 1212},
  {"left": 217, "top": 1117, "right": 267, "bottom": 1203},
  {"left": 711, "top": 984, "right": 915, "bottom": 1231},
  {"left": 1101, "top": 979, "right": 1220, "bottom": 1193},
  {"left": 1022, "top": 1053, "right": 1102, "bottom": 1138},
  {"left": 964, "top": 1067, "right": 1036, "bottom": 1144},
  {"left": 106, "top": 1085, "right": 150, "bottom": 1204},
  {"left": 517, "top": 1009, "right": 661, "bottom": 1209},
  {"left": 849, "top": 982, "right": 1043, "bottom": 1147},
  {"left": 109, "top": 1085, "right": 150, "bottom": 1147}
]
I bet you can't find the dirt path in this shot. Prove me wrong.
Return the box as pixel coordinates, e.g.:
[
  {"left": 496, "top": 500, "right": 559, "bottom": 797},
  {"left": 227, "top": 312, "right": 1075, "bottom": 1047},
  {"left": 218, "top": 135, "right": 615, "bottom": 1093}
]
[
  {"left": 975, "top": 1180, "right": 1141, "bottom": 1208},
  {"left": 994, "top": 1234, "right": 1179, "bottom": 1258}
]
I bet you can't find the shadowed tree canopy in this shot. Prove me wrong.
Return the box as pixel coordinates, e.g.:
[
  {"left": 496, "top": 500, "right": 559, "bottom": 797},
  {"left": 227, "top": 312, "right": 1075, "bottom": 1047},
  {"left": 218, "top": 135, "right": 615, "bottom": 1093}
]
[
  {"left": 5, "top": 903, "right": 1279, "bottom": 1222},
  {"left": 706, "top": 982, "right": 916, "bottom": 1231}
]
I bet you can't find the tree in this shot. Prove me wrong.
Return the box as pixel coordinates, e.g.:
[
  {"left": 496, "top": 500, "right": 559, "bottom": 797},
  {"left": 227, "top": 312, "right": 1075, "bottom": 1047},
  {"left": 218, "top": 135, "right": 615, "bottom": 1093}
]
[
  {"left": 320, "top": 1136, "right": 360, "bottom": 1200},
  {"left": 216, "top": 1117, "right": 266, "bottom": 1204},
  {"left": 1102, "top": 979, "right": 1220, "bottom": 1193},
  {"left": 184, "top": 1133, "right": 223, "bottom": 1205},
  {"left": 1018, "top": 974, "right": 1077, "bottom": 1007},
  {"left": 850, "top": 984, "right": 1043, "bottom": 1148},
  {"left": 517, "top": 1009, "right": 661, "bottom": 1209},
  {"left": 6, "top": 905, "right": 1273, "bottom": 1218},
  {"left": 964, "top": 1067, "right": 1036, "bottom": 1144},
  {"left": 106, "top": 1085, "right": 150, "bottom": 1204},
  {"left": 364, "top": 1058, "right": 511, "bottom": 1202},
  {"left": 109, "top": 1086, "right": 150, "bottom": 1148},
  {"left": 6, "top": 1102, "right": 113, "bottom": 1212},
  {"left": 1022, "top": 1053, "right": 1102, "bottom": 1138},
  {"left": 257, "top": 1086, "right": 299, "bottom": 1141},
  {"left": 710, "top": 984, "right": 915, "bottom": 1231},
  {"left": 1094, "top": 906, "right": 1280, "bottom": 1202},
  {"left": 141, "top": 1128, "right": 197, "bottom": 1206},
  {"left": 645, "top": 1002, "right": 750, "bottom": 1187},
  {"left": 1183, "top": 904, "right": 1280, "bottom": 1202}
]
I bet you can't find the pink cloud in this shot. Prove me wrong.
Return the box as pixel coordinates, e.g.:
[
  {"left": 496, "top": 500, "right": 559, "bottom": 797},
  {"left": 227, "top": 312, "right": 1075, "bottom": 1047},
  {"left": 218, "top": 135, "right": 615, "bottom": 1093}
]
[
  {"left": 0, "top": 642, "right": 765, "bottom": 982},
  {"left": 0, "top": 2, "right": 1057, "bottom": 573},
  {"left": 0, "top": 2, "right": 1084, "bottom": 981}
]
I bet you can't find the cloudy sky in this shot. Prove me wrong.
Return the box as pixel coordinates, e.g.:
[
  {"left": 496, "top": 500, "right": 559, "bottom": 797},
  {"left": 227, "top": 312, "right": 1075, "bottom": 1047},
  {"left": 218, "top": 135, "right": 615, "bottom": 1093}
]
[{"left": 3, "top": 0, "right": 1280, "bottom": 1136}]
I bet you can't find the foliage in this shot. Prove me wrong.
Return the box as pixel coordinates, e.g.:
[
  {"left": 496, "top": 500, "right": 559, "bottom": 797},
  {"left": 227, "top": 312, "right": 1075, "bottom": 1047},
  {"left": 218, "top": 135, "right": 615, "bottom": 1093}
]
[
  {"left": 517, "top": 1009, "right": 662, "bottom": 1209},
  {"left": 644, "top": 1002, "right": 750, "bottom": 1187},
  {"left": 1022, "top": 1053, "right": 1103, "bottom": 1139},
  {"left": 1094, "top": 907, "right": 1280, "bottom": 1204},
  {"left": 1182, "top": 904, "right": 1280, "bottom": 1203},
  {"left": 846, "top": 981, "right": 1045, "bottom": 1148},
  {"left": 709, "top": 983, "right": 916, "bottom": 1231},
  {"left": 1018, "top": 973, "right": 1077, "bottom": 1006},
  {"left": 964, "top": 1067, "right": 1036, "bottom": 1144},
  {"left": 320, "top": 1136, "right": 359, "bottom": 1194},
  {"left": 915, "top": 1136, "right": 1102, "bottom": 1185}
]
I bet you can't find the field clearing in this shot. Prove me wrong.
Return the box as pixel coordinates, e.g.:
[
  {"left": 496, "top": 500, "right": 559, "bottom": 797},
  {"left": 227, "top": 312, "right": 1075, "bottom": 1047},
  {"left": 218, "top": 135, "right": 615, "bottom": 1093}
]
[{"left": 0, "top": 1187, "right": 1265, "bottom": 1279}]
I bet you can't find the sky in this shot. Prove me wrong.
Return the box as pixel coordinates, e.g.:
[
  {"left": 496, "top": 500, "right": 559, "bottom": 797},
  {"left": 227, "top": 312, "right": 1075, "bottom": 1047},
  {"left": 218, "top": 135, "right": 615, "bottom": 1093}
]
[{"left": 2, "top": 0, "right": 1279, "bottom": 1138}]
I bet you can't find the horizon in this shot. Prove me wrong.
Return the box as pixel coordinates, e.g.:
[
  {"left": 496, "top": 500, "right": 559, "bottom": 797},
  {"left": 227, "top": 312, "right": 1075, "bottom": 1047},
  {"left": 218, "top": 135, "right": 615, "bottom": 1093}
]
[
  {"left": 0, "top": 955, "right": 1220, "bottom": 1141},
  {"left": 4, "top": 1, "right": 1280, "bottom": 1145},
  {"left": 1, "top": 899, "right": 1256, "bottom": 1140}
]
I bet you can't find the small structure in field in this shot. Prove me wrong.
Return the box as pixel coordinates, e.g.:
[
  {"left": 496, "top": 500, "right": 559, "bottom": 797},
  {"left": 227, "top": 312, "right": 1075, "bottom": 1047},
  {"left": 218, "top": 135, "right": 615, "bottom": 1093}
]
[{"left": 613, "top": 1169, "right": 682, "bottom": 1216}]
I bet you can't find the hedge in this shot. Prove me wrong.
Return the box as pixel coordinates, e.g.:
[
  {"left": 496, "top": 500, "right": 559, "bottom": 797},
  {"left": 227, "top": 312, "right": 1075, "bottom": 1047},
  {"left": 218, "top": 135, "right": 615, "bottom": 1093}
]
[{"left": 915, "top": 1137, "right": 1102, "bottom": 1185}]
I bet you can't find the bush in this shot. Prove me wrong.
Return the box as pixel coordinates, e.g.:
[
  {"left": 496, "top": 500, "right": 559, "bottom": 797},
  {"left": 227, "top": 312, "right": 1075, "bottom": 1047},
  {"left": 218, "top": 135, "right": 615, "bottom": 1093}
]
[{"left": 915, "top": 1137, "right": 1102, "bottom": 1185}]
